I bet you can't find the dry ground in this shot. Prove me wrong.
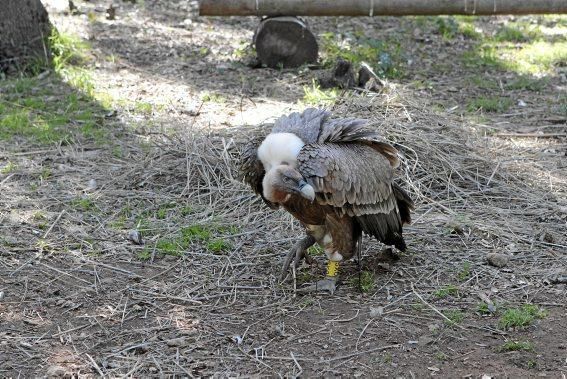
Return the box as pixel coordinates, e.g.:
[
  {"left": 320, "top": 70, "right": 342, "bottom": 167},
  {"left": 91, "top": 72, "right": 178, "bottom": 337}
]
[{"left": 1, "top": 1, "right": 566, "bottom": 377}]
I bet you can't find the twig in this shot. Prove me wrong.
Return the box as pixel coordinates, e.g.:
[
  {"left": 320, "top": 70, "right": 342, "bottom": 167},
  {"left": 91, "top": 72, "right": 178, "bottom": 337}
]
[
  {"left": 290, "top": 352, "right": 302, "bottom": 378},
  {"left": 411, "top": 283, "right": 466, "bottom": 330},
  {"left": 42, "top": 210, "right": 65, "bottom": 239},
  {"left": 85, "top": 353, "right": 105, "bottom": 377}
]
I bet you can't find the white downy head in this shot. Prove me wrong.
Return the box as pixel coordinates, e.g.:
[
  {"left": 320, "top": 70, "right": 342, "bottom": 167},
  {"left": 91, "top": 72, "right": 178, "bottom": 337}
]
[{"left": 257, "top": 132, "right": 305, "bottom": 171}]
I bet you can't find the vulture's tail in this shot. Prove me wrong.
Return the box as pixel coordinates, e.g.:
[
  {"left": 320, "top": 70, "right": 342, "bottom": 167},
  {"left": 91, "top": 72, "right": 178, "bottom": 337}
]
[
  {"left": 392, "top": 182, "right": 414, "bottom": 225},
  {"left": 356, "top": 183, "right": 414, "bottom": 252}
]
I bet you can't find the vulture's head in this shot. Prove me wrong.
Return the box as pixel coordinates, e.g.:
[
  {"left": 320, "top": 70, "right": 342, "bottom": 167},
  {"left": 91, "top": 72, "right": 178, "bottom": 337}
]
[{"left": 263, "top": 165, "right": 315, "bottom": 203}]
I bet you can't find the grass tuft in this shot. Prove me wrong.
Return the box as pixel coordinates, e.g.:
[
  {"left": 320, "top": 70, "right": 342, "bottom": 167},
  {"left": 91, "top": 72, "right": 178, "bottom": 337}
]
[
  {"left": 498, "top": 340, "right": 534, "bottom": 352},
  {"left": 443, "top": 309, "right": 465, "bottom": 325},
  {"left": 351, "top": 271, "right": 375, "bottom": 293},
  {"left": 433, "top": 285, "right": 459, "bottom": 299},
  {"left": 302, "top": 81, "right": 338, "bottom": 106},
  {"left": 467, "top": 96, "right": 513, "bottom": 113},
  {"left": 499, "top": 304, "right": 547, "bottom": 329}
]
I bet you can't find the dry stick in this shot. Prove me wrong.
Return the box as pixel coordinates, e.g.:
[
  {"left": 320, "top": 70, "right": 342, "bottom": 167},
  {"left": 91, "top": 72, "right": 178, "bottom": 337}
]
[
  {"left": 411, "top": 283, "right": 466, "bottom": 331},
  {"left": 42, "top": 210, "right": 65, "bottom": 239},
  {"left": 85, "top": 353, "right": 105, "bottom": 377},
  {"left": 38, "top": 262, "right": 92, "bottom": 286},
  {"left": 355, "top": 319, "right": 374, "bottom": 351},
  {"left": 52, "top": 323, "right": 92, "bottom": 338},
  {"left": 496, "top": 133, "right": 567, "bottom": 138},
  {"left": 290, "top": 352, "right": 303, "bottom": 378}
]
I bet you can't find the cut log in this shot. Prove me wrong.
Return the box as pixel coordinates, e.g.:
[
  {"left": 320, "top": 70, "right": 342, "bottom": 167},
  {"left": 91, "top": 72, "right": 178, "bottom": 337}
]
[
  {"left": 253, "top": 17, "right": 318, "bottom": 69},
  {"left": 201, "top": 0, "right": 567, "bottom": 16}
]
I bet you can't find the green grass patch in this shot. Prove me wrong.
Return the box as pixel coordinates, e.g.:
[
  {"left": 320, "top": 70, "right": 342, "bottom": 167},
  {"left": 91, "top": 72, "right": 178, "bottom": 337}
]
[
  {"left": 71, "top": 197, "right": 95, "bottom": 211},
  {"left": 467, "top": 96, "right": 513, "bottom": 113},
  {"left": 181, "top": 225, "right": 212, "bottom": 242},
  {"left": 433, "top": 285, "right": 459, "bottom": 299},
  {"left": 498, "top": 340, "right": 534, "bottom": 352},
  {"left": 462, "top": 45, "right": 501, "bottom": 69},
  {"left": 206, "top": 238, "right": 232, "bottom": 253},
  {"left": 457, "top": 262, "right": 471, "bottom": 281},
  {"left": 494, "top": 23, "right": 543, "bottom": 43},
  {"left": 0, "top": 161, "right": 18, "bottom": 174},
  {"left": 499, "top": 304, "right": 547, "bottom": 329},
  {"left": 156, "top": 239, "right": 182, "bottom": 256},
  {"left": 319, "top": 32, "right": 402, "bottom": 78},
  {"left": 506, "top": 76, "right": 549, "bottom": 91},
  {"left": 200, "top": 92, "right": 226, "bottom": 103},
  {"left": 477, "top": 302, "right": 498, "bottom": 315},
  {"left": 302, "top": 81, "right": 339, "bottom": 106},
  {"left": 351, "top": 271, "right": 375, "bottom": 293},
  {"left": 307, "top": 244, "right": 324, "bottom": 256},
  {"left": 50, "top": 29, "right": 91, "bottom": 71},
  {"left": 443, "top": 309, "right": 465, "bottom": 325}
]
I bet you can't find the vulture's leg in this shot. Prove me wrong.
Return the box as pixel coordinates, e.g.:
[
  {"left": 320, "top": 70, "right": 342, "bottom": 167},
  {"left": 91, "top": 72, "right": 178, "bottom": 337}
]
[
  {"left": 279, "top": 235, "right": 316, "bottom": 281},
  {"left": 297, "top": 260, "right": 339, "bottom": 295}
]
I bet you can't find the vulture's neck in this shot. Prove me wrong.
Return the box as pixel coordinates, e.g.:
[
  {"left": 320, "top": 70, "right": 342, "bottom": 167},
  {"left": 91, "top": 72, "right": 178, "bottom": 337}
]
[
  {"left": 257, "top": 132, "right": 304, "bottom": 171},
  {"left": 262, "top": 166, "right": 292, "bottom": 203}
]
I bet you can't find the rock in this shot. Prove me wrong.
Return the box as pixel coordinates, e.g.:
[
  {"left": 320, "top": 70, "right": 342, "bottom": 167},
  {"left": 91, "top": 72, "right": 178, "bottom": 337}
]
[
  {"left": 358, "top": 62, "right": 383, "bottom": 91},
  {"left": 166, "top": 337, "right": 188, "bottom": 347},
  {"left": 127, "top": 230, "right": 143, "bottom": 245},
  {"left": 369, "top": 306, "right": 384, "bottom": 318},
  {"left": 318, "top": 58, "right": 356, "bottom": 89},
  {"left": 486, "top": 253, "right": 509, "bottom": 268},
  {"left": 85, "top": 178, "right": 97, "bottom": 192},
  {"left": 46, "top": 365, "right": 67, "bottom": 377}
]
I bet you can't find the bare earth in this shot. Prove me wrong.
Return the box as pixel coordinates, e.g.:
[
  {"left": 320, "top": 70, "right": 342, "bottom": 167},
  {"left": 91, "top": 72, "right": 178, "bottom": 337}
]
[{"left": 1, "top": 1, "right": 566, "bottom": 377}]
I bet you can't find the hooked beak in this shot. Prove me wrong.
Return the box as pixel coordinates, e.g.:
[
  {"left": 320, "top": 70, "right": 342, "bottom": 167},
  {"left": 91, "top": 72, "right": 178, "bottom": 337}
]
[{"left": 298, "top": 180, "right": 315, "bottom": 202}]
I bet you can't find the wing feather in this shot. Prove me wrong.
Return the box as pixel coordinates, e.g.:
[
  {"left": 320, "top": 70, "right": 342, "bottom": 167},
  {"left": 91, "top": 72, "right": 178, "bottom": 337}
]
[{"left": 297, "top": 143, "right": 411, "bottom": 250}]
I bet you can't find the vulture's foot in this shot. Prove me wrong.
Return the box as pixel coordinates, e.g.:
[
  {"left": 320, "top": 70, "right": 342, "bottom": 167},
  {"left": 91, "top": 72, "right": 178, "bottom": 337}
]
[
  {"left": 297, "top": 277, "right": 337, "bottom": 295},
  {"left": 279, "top": 235, "right": 316, "bottom": 281},
  {"left": 297, "top": 260, "right": 340, "bottom": 295}
]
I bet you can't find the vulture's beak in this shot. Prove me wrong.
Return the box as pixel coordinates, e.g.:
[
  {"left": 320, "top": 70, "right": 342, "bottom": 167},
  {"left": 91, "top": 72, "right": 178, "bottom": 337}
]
[{"left": 298, "top": 180, "right": 315, "bottom": 202}]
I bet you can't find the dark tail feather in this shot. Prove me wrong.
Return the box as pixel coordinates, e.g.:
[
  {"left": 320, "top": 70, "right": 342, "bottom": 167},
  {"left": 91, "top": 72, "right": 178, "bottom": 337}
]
[
  {"left": 356, "top": 212, "right": 407, "bottom": 252},
  {"left": 393, "top": 182, "right": 414, "bottom": 225}
]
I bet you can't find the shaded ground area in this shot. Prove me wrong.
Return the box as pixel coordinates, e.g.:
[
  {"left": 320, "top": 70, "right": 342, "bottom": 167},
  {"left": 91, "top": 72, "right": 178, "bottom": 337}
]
[{"left": 1, "top": 1, "right": 566, "bottom": 376}]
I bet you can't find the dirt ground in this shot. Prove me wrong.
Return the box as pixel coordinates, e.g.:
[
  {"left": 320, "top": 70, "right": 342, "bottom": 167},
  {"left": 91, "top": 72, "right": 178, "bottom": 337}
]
[{"left": 1, "top": 1, "right": 566, "bottom": 377}]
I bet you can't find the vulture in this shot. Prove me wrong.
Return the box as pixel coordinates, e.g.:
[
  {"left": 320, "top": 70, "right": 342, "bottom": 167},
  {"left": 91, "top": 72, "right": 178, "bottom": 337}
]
[{"left": 240, "top": 108, "right": 414, "bottom": 293}]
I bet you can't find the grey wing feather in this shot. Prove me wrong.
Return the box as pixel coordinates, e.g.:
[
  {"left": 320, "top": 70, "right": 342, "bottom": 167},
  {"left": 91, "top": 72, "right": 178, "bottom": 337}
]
[
  {"left": 318, "top": 116, "right": 400, "bottom": 168},
  {"left": 297, "top": 143, "right": 412, "bottom": 250},
  {"left": 239, "top": 133, "right": 278, "bottom": 209},
  {"left": 298, "top": 144, "right": 395, "bottom": 216},
  {"left": 272, "top": 108, "right": 330, "bottom": 143}
]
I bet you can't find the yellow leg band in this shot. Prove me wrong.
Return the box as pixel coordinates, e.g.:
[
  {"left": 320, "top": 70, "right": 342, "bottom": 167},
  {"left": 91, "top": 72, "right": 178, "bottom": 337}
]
[{"left": 327, "top": 261, "right": 339, "bottom": 277}]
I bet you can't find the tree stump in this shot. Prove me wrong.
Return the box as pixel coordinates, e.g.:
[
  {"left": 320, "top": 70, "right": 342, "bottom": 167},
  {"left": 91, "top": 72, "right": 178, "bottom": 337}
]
[
  {"left": 253, "top": 16, "right": 318, "bottom": 69},
  {"left": 0, "top": 0, "right": 52, "bottom": 73}
]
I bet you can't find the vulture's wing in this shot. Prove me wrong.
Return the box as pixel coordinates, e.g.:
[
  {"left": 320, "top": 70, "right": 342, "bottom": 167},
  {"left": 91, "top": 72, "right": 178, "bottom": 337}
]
[
  {"left": 239, "top": 133, "right": 278, "bottom": 209},
  {"left": 297, "top": 142, "right": 412, "bottom": 250},
  {"left": 272, "top": 108, "right": 330, "bottom": 144},
  {"left": 318, "top": 117, "right": 400, "bottom": 168}
]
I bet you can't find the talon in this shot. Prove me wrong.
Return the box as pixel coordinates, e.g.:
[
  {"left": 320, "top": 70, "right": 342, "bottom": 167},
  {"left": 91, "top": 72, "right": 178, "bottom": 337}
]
[
  {"left": 279, "top": 236, "right": 316, "bottom": 282},
  {"left": 297, "top": 261, "right": 340, "bottom": 294},
  {"left": 297, "top": 277, "right": 337, "bottom": 295}
]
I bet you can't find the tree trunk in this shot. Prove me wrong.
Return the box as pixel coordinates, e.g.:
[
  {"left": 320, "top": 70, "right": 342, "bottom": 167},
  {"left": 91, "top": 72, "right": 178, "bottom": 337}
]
[
  {"left": 0, "top": 0, "right": 52, "bottom": 73},
  {"left": 201, "top": 0, "right": 567, "bottom": 16}
]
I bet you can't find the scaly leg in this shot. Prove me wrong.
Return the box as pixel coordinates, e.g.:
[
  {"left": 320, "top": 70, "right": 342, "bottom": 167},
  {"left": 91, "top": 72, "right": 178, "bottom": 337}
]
[
  {"left": 279, "top": 235, "right": 316, "bottom": 281},
  {"left": 297, "top": 260, "right": 339, "bottom": 295}
]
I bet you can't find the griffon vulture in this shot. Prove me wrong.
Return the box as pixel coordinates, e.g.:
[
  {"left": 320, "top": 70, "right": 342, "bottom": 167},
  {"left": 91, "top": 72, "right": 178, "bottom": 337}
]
[{"left": 240, "top": 108, "right": 413, "bottom": 293}]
